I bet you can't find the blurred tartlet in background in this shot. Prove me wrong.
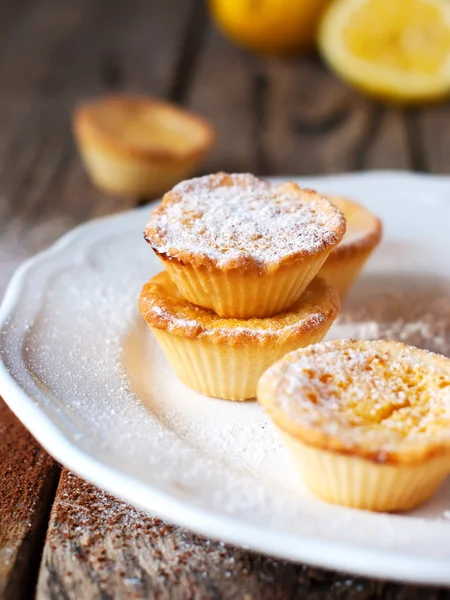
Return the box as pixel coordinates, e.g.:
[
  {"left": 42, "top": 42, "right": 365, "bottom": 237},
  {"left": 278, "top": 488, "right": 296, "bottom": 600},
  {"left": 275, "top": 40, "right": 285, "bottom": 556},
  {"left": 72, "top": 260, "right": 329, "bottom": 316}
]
[{"left": 73, "top": 96, "right": 214, "bottom": 198}]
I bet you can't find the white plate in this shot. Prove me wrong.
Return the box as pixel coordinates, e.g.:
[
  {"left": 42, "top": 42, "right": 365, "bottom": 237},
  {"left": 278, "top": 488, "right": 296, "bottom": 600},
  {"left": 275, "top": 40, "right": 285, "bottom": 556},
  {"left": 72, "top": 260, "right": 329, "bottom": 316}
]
[{"left": 2, "top": 172, "right": 450, "bottom": 585}]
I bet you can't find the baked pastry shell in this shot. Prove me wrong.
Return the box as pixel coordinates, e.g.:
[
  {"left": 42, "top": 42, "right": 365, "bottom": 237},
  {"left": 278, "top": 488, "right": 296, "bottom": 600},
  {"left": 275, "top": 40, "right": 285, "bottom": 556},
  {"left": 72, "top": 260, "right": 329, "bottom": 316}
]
[
  {"left": 138, "top": 273, "right": 340, "bottom": 400},
  {"left": 73, "top": 96, "right": 214, "bottom": 197},
  {"left": 257, "top": 339, "right": 450, "bottom": 511},
  {"left": 318, "top": 194, "right": 382, "bottom": 297},
  {"left": 150, "top": 329, "right": 330, "bottom": 401},
  {"left": 156, "top": 252, "right": 332, "bottom": 319},
  {"left": 279, "top": 431, "right": 449, "bottom": 512}
]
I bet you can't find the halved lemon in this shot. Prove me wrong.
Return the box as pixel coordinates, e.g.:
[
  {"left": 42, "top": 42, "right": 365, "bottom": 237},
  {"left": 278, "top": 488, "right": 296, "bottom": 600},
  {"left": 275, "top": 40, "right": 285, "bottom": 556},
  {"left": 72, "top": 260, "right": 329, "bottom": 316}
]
[{"left": 319, "top": 0, "right": 450, "bottom": 103}]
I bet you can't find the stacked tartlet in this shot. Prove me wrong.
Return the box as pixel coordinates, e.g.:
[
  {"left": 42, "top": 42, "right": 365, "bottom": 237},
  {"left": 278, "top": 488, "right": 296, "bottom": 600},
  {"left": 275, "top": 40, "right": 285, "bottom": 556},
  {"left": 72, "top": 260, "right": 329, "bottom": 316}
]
[
  {"left": 139, "top": 172, "right": 346, "bottom": 400},
  {"left": 139, "top": 272, "right": 339, "bottom": 400}
]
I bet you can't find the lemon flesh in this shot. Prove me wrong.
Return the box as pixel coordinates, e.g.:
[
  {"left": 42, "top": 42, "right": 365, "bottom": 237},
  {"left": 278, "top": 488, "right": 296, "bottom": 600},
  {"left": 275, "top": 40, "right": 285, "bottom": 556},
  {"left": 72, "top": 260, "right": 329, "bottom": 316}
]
[{"left": 319, "top": 0, "right": 450, "bottom": 103}]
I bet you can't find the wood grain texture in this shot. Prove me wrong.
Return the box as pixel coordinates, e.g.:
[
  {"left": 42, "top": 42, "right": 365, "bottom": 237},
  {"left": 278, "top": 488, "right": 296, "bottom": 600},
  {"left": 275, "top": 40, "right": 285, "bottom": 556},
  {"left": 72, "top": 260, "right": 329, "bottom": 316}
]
[
  {"left": 419, "top": 104, "right": 450, "bottom": 173},
  {"left": 187, "top": 24, "right": 258, "bottom": 174},
  {"left": 261, "top": 56, "right": 412, "bottom": 175},
  {"left": 186, "top": 22, "right": 420, "bottom": 179},
  {"left": 0, "top": 0, "right": 194, "bottom": 287},
  {"left": 0, "top": 401, "right": 59, "bottom": 600},
  {"left": 38, "top": 471, "right": 449, "bottom": 600},
  {"left": 0, "top": 0, "right": 194, "bottom": 597},
  {"left": 361, "top": 108, "right": 411, "bottom": 171}
]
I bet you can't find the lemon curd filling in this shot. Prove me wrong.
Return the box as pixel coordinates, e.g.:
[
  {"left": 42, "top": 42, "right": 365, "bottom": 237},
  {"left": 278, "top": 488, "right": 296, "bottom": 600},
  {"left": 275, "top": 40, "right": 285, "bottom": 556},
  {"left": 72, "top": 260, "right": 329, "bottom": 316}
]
[
  {"left": 267, "top": 341, "right": 450, "bottom": 462},
  {"left": 343, "top": 0, "right": 450, "bottom": 75},
  {"left": 288, "top": 351, "right": 449, "bottom": 435}
]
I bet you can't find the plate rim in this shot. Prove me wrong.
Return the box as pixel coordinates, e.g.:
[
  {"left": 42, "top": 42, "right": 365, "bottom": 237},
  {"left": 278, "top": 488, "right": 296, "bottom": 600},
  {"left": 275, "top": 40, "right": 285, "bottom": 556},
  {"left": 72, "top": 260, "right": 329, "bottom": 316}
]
[{"left": 2, "top": 170, "right": 450, "bottom": 585}]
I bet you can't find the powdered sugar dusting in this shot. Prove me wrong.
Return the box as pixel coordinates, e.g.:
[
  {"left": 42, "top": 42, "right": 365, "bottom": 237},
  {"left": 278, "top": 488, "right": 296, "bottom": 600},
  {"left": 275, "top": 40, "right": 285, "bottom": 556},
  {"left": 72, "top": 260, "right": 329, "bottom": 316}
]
[
  {"left": 265, "top": 339, "right": 450, "bottom": 456},
  {"left": 145, "top": 173, "right": 345, "bottom": 270},
  {"left": 149, "top": 303, "right": 326, "bottom": 344}
]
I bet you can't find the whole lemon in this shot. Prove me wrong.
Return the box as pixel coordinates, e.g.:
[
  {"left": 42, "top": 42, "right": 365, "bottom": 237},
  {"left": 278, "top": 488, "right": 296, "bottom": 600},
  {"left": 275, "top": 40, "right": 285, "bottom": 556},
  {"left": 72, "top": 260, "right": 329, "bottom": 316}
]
[{"left": 209, "top": 0, "right": 332, "bottom": 56}]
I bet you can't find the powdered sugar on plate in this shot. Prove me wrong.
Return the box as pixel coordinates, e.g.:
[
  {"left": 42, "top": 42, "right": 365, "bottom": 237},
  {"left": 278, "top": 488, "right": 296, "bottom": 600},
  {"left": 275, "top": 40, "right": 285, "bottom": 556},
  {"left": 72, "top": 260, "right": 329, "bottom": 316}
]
[
  {"left": 6, "top": 219, "right": 449, "bottom": 519},
  {"left": 5, "top": 172, "right": 450, "bottom": 583}
]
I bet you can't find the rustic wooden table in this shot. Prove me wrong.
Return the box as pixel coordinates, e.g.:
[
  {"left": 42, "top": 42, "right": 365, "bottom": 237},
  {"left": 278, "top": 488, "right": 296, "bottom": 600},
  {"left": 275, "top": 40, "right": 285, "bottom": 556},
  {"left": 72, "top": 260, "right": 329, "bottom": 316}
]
[{"left": 1, "top": 0, "right": 450, "bottom": 598}]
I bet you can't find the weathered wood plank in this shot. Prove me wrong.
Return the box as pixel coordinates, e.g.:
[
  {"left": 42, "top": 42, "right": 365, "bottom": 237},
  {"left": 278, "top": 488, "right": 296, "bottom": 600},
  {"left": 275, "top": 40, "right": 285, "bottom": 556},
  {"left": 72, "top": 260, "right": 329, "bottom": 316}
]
[
  {"left": 38, "top": 471, "right": 448, "bottom": 600},
  {"left": 0, "top": 401, "right": 59, "bottom": 600},
  {"left": 419, "top": 103, "right": 450, "bottom": 173},
  {"left": 262, "top": 57, "right": 412, "bottom": 175},
  {"left": 0, "top": 0, "right": 189, "bottom": 97},
  {"left": 0, "top": 0, "right": 193, "bottom": 282},
  {"left": 0, "top": 4, "right": 68, "bottom": 599},
  {"left": 189, "top": 30, "right": 413, "bottom": 176},
  {"left": 0, "top": 0, "right": 195, "bottom": 596},
  {"left": 362, "top": 108, "right": 411, "bottom": 171},
  {"left": 187, "top": 24, "right": 258, "bottom": 174}
]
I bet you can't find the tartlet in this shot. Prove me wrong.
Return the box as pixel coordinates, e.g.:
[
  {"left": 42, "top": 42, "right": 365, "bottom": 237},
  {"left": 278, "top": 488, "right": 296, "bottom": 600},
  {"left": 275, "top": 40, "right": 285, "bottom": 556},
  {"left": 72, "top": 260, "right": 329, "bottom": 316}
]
[
  {"left": 318, "top": 194, "right": 382, "bottom": 297},
  {"left": 73, "top": 95, "right": 214, "bottom": 197},
  {"left": 144, "top": 173, "right": 346, "bottom": 319},
  {"left": 258, "top": 339, "right": 450, "bottom": 512},
  {"left": 138, "top": 272, "right": 340, "bottom": 401}
]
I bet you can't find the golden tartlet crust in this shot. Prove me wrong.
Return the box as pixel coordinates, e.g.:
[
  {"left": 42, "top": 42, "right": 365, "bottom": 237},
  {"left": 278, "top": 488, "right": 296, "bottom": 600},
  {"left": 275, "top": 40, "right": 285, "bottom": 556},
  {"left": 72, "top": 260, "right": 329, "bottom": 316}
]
[
  {"left": 144, "top": 173, "right": 347, "bottom": 274},
  {"left": 138, "top": 271, "right": 340, "bottom": 348},
  {"left": 258, "top": 339, "right": 450, "bottom": 465},
  {"left": 73, "top": 95, "right": 214, "bottom": 164},
  {"left": 324, "top": 194, "right": 382, "bottom": 261}
]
